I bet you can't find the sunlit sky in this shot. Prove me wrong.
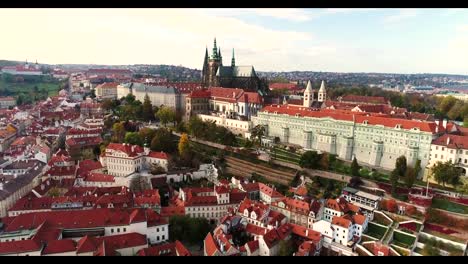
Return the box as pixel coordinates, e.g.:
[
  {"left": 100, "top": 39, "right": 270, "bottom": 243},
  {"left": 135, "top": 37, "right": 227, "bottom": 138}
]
[{"left": 1, "top": 8, "right": 468, "bottom": 75}]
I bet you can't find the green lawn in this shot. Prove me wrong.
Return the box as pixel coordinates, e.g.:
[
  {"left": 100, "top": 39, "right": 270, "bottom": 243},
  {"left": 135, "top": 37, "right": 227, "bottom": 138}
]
[
  {"left": 431, "top": 198, "right": 468, "bottom": 214},
  {"left": 365, "top": 222, "right": 388, "bottom": 240},
  {"left": 392, "top": 230, "right": 416, "bottom": 248},
  {"left": 0, "top": 78, "right": 62, "bottom": 99}
]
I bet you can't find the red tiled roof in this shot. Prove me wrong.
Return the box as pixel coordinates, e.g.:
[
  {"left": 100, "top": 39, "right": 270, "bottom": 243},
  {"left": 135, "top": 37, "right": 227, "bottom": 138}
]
[
  {"left": 258, "top": 183, "right": 284, "bottom": 198},
  {"left": 432, "top": 133, "right": 468, "bottom": 149},
  {"left": 3, "top": 208, "right": 152, "bottom": 232},
  {"left": 66, "top": 136, "right": 102, "bottom": 148},
  {"left": 0, "top": 239, "right": 42, "bottom": 255},
  {"left": 105, "top": 143, "right": 144, "bottom": 157},
  {"left": 42, "top": 239, "right": 77, "bottom": 255},
  {"left": 209, "top": 87, "right": 263, "bottom": 104},
  {"left": 245, "top": 223, "right": 266, "bottom": 236},
  {"left": 290, "top": 223, "right": 321, "bottom": 242},
  {"left": 241, "top": 183, "right": 259, "bottom": 192},
  {"left": 204, "top": 233, "right": 219, "bottom": 256},
  {"left": 331, "top": 216, "right": 352, "bottom": 228},
  {"left": 272, "top": 197, "right": 310, "bottom": 215},
  {"left": 188, "top": 89, "right": 211, "bottom": 98},
  {"left": 137, "top": 240, "right": 191, "bottom": 256},
  {"left": 160, "top": 206, "right": 185, "bottom": 218},
  {"left": 215, "top": 185, "right": 230, "bottom": 194},
  {"left": 85, "top": 172, "right": 115, "bottom": 183},
  {"left": 147, "top": 151, "right": 169, "bottom": 160},
  {"left": 261, "top": 104, "right": 438, "bottom": 133},
  {"left": 0, "top": 96, "right": 16, "bottom": 101},
  {"left": 263, "top": 224, "right": 292, "bottom": 249},
  {"left": 245, "top": 240, "right": 259, "bottom": 253}
]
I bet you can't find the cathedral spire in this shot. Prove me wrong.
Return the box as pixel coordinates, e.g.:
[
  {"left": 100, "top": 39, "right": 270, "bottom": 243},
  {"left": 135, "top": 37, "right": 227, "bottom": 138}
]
[
  {"left": 218, "top": 47, "right": 222, "bottom": 65},
  {"left": 212, "top": 38, "right": 218, "bottom": 58},
  {"left": 231, "top": 48, "right": 236, "bottom": 67}
]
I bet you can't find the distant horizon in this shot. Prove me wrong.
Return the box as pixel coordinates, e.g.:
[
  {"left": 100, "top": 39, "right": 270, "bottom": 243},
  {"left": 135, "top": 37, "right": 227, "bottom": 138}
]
[
  {"left": 3, "top": 58, "right": 468, "bottom": 78},
  {"left": 1, "top": 9, "right": 467, "bottom": 75}
]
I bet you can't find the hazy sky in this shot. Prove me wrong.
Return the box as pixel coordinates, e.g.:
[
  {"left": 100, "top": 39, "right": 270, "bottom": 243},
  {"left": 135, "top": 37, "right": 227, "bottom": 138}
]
[{"left": 1, "top": 8, "right": 467, "bottom": 75}]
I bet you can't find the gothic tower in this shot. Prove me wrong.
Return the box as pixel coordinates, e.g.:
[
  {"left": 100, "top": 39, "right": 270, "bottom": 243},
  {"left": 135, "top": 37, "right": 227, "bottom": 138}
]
[
  {"left": 303, "top": 80, "right": 313, "bottom": 107},
  {"left": 202, "top": 38, "right": 223, "bottom": 88},
  {"left": 318, "top": 80, "right": 327, "bottom": 102}
]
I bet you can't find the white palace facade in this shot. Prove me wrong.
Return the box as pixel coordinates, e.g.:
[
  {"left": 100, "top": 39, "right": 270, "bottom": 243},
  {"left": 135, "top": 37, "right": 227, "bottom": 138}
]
[{"left": 252, "top": 104, "right": 440, "bottom": 171}]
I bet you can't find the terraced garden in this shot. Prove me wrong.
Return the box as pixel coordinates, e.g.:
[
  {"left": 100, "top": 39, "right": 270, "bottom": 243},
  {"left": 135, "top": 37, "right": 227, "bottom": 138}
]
[
  {"left": 270, "top": 147, "right": 301, "bottom": 165},
  {"left": 365, "top": 222, "right": 388, "bottom": 240},
  {"left": 431, "top": 198, "right": 468, "bottom": 214},
  {"left": 224, "top": 156, "right": 295, "bottom": 186},
  {"left": 392, "top": 230, "right": 416, "bottom": 249}
]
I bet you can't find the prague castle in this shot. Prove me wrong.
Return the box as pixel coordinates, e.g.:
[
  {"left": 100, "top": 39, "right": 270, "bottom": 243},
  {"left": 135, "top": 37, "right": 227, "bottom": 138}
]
[{"left": 201, "top": 38, "right": 269, "bottom": 96}]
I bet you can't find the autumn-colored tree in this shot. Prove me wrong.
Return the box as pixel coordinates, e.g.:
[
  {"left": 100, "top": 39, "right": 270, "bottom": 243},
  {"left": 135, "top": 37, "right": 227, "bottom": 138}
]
[
  {"left": 178, "top": 133, "right": 190, "bottom": 156},
  {"left": 112, "top": 122, "right": 126, "bottom": 143},
  {"left": 405, "top": 205, "right": 416, "bottom": 216},
  {"left": 319, "top": 153, "right": 330, "bottom": 170},
  {"left": 386, "top": 199, "right": 397, "bottom": 213}
]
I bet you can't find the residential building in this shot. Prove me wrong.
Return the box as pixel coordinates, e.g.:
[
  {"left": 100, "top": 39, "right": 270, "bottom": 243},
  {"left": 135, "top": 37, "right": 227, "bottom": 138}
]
[
  {"left": 117, "top": 83, "right": 181, "bottom": 111},
  {"left": 99, "top": 143, "right": 169, "bottom": 177},
  {"left": 95, "top": 82, "right": 119, "bottom": 100},
  {"left": 342, "top": 187, "right": 382, "bottom": 220},
  {"left": 0, "top": 97, "right": 16, "bottom": 109},
  {"left": 429, "top": 133, "right": 468, "bottom": 176},
  {"left": 0, "top": 162, "right": 45, "bottom": 217},
  {"left": 137, "top": 240, "right": 191, "bottom": 256},
  {"left": 0, "top": 208, "right": 168, "bottom": 244},
  {"left": 177, "top": 186, "right": 247, "bottom": 225}
]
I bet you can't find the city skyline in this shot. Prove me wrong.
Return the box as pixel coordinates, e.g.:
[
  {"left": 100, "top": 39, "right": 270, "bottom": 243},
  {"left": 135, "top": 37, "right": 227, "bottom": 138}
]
[{"left": 1, "top": 8, "right": 467, "bottom": 75}]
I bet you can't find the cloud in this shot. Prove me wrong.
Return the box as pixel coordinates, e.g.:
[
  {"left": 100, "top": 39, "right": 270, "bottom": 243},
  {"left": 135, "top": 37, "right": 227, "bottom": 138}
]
[
  {"left": 324, "top": 8, "right": 377, "bottom": 14},
  {"left": 456, "top": 24, "right": 468, "bottom": 32},
  {"left": 202, "top": 8, "right": 313, "bottom": 22},
  {"left": 0, "top": 9, "right": 314, "bottom": 70},
  {"left": 442, "top": 8, "right": 467, "bottom": 16},
  {"left": 382, "top": 9, "right": 420, "bottom": 24}
]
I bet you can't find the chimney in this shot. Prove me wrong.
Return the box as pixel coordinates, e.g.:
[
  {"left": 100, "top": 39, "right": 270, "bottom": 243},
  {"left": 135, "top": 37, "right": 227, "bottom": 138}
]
[
  {"left": 447, "top": 137, "right": 450, "bottom": 145},
  {"left": 443, "top": 118, "right": 447, "bottom": 130},
  {"left": 306, "top": 229, "right": 309, "bottom": 237}
]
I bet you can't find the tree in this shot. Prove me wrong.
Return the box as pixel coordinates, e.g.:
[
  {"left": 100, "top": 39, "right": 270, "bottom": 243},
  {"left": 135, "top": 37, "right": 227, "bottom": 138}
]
[
  {"left": 124, "top": 132, "right": 143, "bottom": 146},
  {"left": 404, "top": 167, "right": 417, "bottom": 189},
  {"left": 112, "top": 122, "right": 126, "bottom": 143},
  {"left": 187, "top": 116, "right": 205, "bottom": 138},
  {"left": 391, "top": 156, "right": 407, "bottom": 195},
  {"left": 351, "top": 157, "right": 360, "bottom": 177},
  {"left": 432, "top": 161, "right": 462, "bottom": 187},
  {"left": 142, "top": 94, "right": 154, "bottom": 121},
  {"left": 414, "top": 159, "right": 422, "bottom": 178},
  {"left": 178, "top": 133, "right": 190, "bottom": 156},
  {"left": 299, "top": 151, "right": 321, "bottom": 169},
  {"left": 290, "top": 172, "right": 301, "bottom": 187},
  {"left": 156, "top": 106, "right": 176, "bottom": 127},
  {"left": 278, "top": 240, "right": 295, "bottom": 256},
  {"left": 250, "top": 125, "right": 266, "bottom": 145},
  {"left": 438, "top": 96, "right": 457, "bottom": 115},
  {"left": 386, "top": 199, "right": 397, "bottom": 213},
  {"left": 349, "top": 176, "right": 363, "bottom": 188},
  {"left": 138, "top": 127, "right": 156, "bottom": 146},
  {"left": 150, "top": 128, "right": 175, "bottom": 153},
  {"left": 464, "top": 116, "right": 468, "bottom": 128},
  {"left": 319, "top": 153, "right": 330, "bottom": 170},
  {"left": 125, "top": 93, "right": 136, "bottom": 104}
]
